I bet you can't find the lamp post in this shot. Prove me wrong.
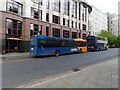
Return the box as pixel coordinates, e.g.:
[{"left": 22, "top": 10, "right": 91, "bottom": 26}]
[{"left": 38, "top": 0, "right": 40, "bottom": 35}]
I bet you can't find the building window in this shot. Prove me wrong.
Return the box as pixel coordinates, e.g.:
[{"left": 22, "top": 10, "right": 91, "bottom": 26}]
[
  {"left": 30, "top": 24, "right": 42, "bottom": 36},
  {"left": 72, "top": 0, "right": 77, "bottom": 18},
  {"left": 71, "top": 21, "right": 74, "bottom": 28},
  {"left": 82, "top": 5, "right": 87, "bottom": 22},
  {"left": 31, "top": 8, "right": 42, "bottom": 20},
  {"left": 7, "top": 0, "right": 23, "bottom": 15},
  {"left": 39, "top": 25, "right": 42, "bottom": 35},
  {"left": 79, "top": 33, "right": 81, "bottom": 38},
  {"left": 63, "top": 0, "right": 69, "bottom": 15},
  {"left": 71, "top": 21, "right": 77, "bottom": 28},
  {"left": 46, "top": 13, "right": 49, "bottom": 22},
  {"left": 82, "top": 33, "right": 86, "bottom": 39},
  {"left": 72, "top": 32, "right": 77, "bottom": 38},
  {"left": 31, "top": 0, "right": 42, "bottom": 5},
  {"left": 79, "top": 3, "right": 81, "bottom": 20},
  {"left": 52, "top": 28, "right": 60, "bottom": 37},
  {"left": 63, "top": 18, "right": 69, "bottom": 27},
  {"left": 75, "top": 22, "right": 77, "bottom": 28},
  {"left": 63, "top": 30, "right": 69, "bottom": 38},
  {"left": 53, "top": 15, "right": 60, "bottom": 24},
  {"left": 6, "top": 18, "right": 22, "bottom": 37},
  {"left": 46, "top": 0, "right": 49, "bottom": 9},
  {"left": 79, "top": 23, "right": 80, "bottom": 29},
  {"left": 46, "top": 27, "right": 49, "bottom": 36},
  {"left": 83, "top": 24, "right": 86, "bottom": 30},
  {"left": 53, "top": 0, "right": 60, "bottom": 12}
]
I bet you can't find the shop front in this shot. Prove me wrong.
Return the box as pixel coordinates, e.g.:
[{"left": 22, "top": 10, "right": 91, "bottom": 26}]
[{"left": 6, "top": 38, "right": 22, "bottom": 52}]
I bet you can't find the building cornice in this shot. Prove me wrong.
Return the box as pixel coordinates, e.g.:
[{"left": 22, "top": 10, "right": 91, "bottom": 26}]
[{"left": 80, "top": 1, "right": 92, "bottom": 13}]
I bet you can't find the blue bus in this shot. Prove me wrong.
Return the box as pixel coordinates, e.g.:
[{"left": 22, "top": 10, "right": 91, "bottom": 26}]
[
  {"left": 87, "top": 36, "right": 108, "bottom": 51},
  {"left": 30, "top": 35, "right": 81, "bottom": 56}
]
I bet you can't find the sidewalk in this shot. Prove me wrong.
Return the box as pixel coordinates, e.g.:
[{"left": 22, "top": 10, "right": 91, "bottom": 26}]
[
  {"left": 1, "top": 52, "right": 30, "bottom": 60},
  {"left": 22, "top": 57, "right": 118, "bottom": 88}
]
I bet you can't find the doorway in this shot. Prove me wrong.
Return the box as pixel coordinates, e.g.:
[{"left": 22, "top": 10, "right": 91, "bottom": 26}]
[{"left": 6, "top": 39, "right": 21, "bottom": 52}]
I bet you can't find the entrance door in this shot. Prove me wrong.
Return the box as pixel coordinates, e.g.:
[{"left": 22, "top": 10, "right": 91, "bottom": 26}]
[{"left": 6, "top": 39, "right": 20, "bottom": 52}]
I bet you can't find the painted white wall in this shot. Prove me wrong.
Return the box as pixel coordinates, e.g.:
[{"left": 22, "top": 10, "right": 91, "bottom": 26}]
[
  {"left": 0, "top": 0, "right": 7, "bottom": 11},
  {"left": 89, "top": 5, "right": 107, "bottom": 36}
]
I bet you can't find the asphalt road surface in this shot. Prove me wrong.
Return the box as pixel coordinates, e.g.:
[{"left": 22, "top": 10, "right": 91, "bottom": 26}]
[{"left": 2, "top": 48, "right": 119, "bottom": 88}]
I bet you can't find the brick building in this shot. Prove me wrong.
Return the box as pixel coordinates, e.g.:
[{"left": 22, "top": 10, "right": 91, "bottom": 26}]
[{"left": 0, "top": 0, "right": 92, "bottom": 53}]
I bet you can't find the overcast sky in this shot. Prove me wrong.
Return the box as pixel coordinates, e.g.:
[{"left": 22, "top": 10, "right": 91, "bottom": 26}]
[{"left": 86, "top": 0, "right": 119, "bottom": 14}]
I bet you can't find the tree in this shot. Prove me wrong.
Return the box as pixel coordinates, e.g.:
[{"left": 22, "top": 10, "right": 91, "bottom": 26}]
[
  {"left": 98, "top": 30, "right": 118, "bottom": 46},
  {"left": 118, "top": 35, "right": 120, "bottom": 47}
]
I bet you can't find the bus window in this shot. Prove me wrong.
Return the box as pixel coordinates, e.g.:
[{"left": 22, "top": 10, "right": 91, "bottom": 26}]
[
  {"left": 38, "top": 39, "right": 47, "bottom": 48},
  {"left": 30, "top": 36, "right": 36, "bottom": 45},
  {"left": 47, "top": 40, "right": 54, "bottom": 47},
  {"left": 78, "top": 42, "right": 86, "bottom": 47},
  {"left": 54, "top": 40, "right": 61, "bottom": 47}
]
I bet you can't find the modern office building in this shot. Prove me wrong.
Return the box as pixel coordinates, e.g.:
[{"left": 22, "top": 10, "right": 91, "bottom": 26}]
[
  {"left": 107, "top": 13, "right": 118, "bottom": 36},
  {"left": 0, "top": 0, "right": 92, "bottom": 53},
  {"left": 89, "top": 5, "right": 107, "bottom": 36},
  {"left": 118, "top": 1, "right": 120, "bottom": 36}
]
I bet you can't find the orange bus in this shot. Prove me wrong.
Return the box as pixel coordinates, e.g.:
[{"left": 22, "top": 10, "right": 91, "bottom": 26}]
[{"left": 74, "top": 38, "right": 87, "bottom": 53}]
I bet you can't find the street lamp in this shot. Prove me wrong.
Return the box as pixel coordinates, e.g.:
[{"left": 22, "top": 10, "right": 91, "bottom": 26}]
[{"left": 38, "top": 0, "right": 41, "bottom": 35}]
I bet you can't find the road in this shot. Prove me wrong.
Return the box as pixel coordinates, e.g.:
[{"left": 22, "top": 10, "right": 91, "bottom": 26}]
[{"left": 2, "top": 48, "right": 119, "bottom": 88}]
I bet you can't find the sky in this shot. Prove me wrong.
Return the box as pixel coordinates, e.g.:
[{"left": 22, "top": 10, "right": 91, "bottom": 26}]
[{"left": 86, "top": 0, "right": 119, "bottom": 14}]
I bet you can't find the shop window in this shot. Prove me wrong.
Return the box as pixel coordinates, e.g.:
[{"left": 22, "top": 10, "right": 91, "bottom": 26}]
[{"left": 6, "top": 18, "right": 22, "bottom": 37}]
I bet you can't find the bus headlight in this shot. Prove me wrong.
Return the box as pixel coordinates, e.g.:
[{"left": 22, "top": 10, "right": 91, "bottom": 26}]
[{"left": 31, "top": 48, "right": 34, "bottom": 50}]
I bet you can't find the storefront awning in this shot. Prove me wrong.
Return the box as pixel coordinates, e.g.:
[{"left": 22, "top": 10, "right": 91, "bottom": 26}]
[{"left": 7, "top": 38, "right": 22, "bottom": 40}]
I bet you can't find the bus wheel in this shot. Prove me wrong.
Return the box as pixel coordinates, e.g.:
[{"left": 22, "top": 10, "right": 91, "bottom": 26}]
[{"left": 55, "top": 50, "right": 60, "bottom": 56}]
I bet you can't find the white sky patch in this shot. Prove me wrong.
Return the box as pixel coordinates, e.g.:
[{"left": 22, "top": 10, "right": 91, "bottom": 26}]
[{"left": 86, "top": 0, "right": 119, "bottom": 14}]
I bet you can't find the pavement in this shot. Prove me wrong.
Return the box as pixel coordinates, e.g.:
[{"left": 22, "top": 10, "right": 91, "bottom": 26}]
[
  {"left": 19, "top": 56, "right": 118, "bottom": 88},
  {"left": 1, "top": 52, "right": 30, "bottom": 60}
]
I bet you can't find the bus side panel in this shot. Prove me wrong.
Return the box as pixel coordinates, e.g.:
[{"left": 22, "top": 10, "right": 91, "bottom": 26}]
[
  {"left": 79, "top": 47, "right": 87, "bottom": 52},
  {"left": 37, "top": 48, "right": 55, "bottom": 56},
  {"left": 36, "top": 47, "right": 80, "bottom": 56},
  {"left": 58, "top": 47, "right": 80, "bottom": 54}
]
